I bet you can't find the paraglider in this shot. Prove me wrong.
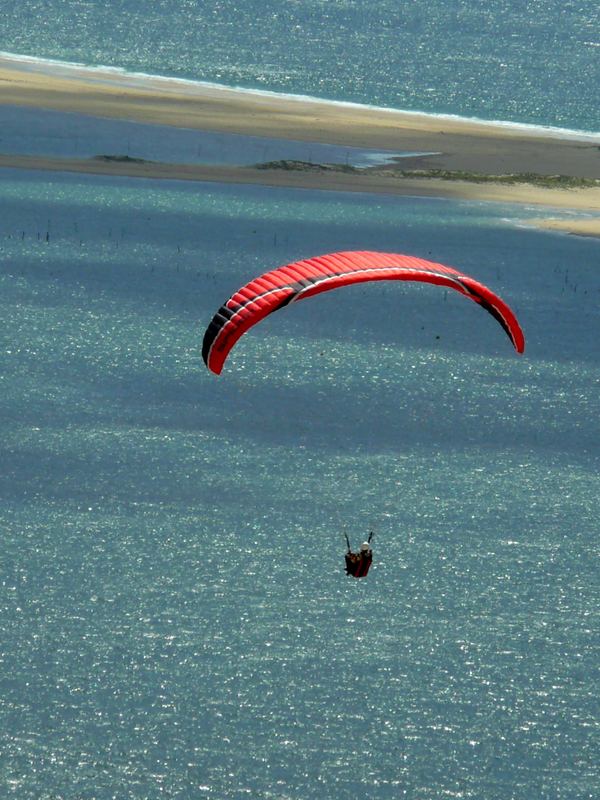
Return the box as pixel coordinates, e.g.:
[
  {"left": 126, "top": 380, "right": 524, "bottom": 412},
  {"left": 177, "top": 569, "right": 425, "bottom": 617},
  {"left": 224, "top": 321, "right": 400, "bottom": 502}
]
[
  {"left": 202, "top": 250, "right": 525, "bottom": 374},
  {"left": 345, "top": 532, "right": 374, "bottom": 579}
]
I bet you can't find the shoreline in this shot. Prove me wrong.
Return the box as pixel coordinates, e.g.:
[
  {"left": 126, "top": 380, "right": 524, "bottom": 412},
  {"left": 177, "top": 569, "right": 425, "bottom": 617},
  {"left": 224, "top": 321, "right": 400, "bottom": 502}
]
[
  {"left": 2, "top": 152, "right": 600, "bottom": 210},
  {"left": 3, "top": 51, "right": 599, "bottom": 144},
  {"left": 1, "top": 54, "right": 599, "bottom": 238}
]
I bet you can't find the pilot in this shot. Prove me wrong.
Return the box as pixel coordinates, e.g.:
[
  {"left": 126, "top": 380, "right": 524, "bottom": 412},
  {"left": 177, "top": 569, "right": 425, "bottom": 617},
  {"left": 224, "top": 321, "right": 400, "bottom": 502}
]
[{"left": 345, "top": 538, "right": 373, "bottom": 578}]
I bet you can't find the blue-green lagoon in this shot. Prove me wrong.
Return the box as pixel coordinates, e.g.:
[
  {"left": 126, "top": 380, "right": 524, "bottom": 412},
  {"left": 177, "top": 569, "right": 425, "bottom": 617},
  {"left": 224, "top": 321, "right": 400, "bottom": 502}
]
[{"left": 1, "top": 171, "right": 599, "bottom": 798}]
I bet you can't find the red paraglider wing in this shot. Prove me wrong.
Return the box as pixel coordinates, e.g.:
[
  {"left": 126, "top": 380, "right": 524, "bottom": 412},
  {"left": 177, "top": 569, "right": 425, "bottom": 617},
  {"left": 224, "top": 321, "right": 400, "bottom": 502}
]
[{"left": 202, "top": 250, "right": 525, "bottom": 374}]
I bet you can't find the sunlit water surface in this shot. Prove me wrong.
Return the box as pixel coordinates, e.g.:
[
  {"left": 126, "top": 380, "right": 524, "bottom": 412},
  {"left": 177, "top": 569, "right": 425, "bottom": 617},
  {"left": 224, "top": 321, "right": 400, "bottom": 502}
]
[
  {"left": 1, "top": 0, "right": 599, "bottom": 132},
  {"left": 1, "top": 172, "right": 599, "bottom": 798}
]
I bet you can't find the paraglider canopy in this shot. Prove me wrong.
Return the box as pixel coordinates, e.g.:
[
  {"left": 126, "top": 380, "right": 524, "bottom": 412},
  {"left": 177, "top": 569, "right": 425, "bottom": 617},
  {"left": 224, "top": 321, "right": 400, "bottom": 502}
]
[{"left": 202, "top": 250, "right": 525, "bottom": 374}]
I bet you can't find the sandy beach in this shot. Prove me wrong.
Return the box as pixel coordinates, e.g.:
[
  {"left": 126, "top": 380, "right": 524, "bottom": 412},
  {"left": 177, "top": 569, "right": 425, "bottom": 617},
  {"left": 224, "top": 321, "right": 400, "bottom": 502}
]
[{"left": 1, "top": 54, "right": 599, "bottom": 237}]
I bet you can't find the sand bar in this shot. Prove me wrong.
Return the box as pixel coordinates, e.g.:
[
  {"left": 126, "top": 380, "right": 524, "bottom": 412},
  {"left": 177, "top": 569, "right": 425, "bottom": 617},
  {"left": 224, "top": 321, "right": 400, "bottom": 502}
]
[
  {"left": 1, "top": 54, "right": 600, "bottom": 237},
  {"left": 525, "top": 218, "right": 600, "bottom": 238},
  {"left": 2, "top": 56, "right": 600, "bottom": 176},
  {"left": 2, "top": 152, "right": 600, "bottom": 209}
]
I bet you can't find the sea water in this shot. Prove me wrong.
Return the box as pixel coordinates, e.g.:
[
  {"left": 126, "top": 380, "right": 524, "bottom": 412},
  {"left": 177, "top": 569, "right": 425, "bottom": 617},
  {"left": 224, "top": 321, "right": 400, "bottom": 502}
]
[
  {"left": 0, "top": 0, "right": 599, "bottom": 134},
  {"left": 1, "top": 170, "right": 599, "bottom": 798},
  {"left": 0, "top": 104, "right": 420, "bottom": 167}
]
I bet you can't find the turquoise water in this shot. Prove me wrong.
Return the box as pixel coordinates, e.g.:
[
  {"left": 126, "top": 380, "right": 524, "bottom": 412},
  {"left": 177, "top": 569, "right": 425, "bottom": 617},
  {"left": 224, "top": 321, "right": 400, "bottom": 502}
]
[
  {"left": 1, "top": 0, "right": 599, "bottom": 133},
  {"left": 1, "top": 171, "right": 599, "bottom": 798},
  {"left": 1, "top": 2, "right": 599, "bottom": 796}
]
